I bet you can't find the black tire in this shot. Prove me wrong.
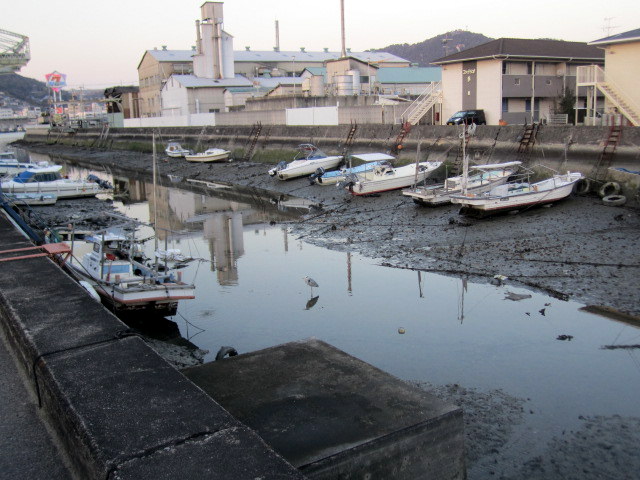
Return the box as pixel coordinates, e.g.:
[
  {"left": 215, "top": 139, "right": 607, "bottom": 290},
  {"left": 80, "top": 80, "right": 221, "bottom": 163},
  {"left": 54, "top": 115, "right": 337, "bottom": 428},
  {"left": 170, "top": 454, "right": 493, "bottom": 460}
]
[
  {"left": 215, "top": 346, "right": 238, "bottom": 361},
  {"left": 598, "top": 182, "right": 621, "bottom": 198},
  {"left": 602, "top": 194, "right": 626, "bottom": 207},
  {"left": 573, "top": 178, "right": 591, "bottom": 196}
]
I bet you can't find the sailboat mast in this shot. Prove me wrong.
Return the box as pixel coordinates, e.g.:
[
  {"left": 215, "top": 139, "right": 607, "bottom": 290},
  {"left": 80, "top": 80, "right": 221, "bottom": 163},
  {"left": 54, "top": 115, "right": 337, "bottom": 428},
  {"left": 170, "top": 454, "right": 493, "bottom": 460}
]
[
  {"left": 461, "top": 124, "right": 469, "bottom": 195},
  {"left": 152, "top": 133, "right": 158, "bottom": 252}
]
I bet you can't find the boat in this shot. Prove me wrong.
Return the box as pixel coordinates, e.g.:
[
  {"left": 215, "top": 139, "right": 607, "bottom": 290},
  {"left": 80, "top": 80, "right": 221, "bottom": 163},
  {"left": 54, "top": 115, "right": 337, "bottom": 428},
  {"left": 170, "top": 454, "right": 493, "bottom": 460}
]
[
  {"left": 165, "top": 141, "right": 191, "bottom": 158},
  {"left": 345, "top": 160, "right": 443, "bottom": 196},
  {"left": 0, "top": 165, "right": 108, "bottom": 198},
  {"left": 313, "top": 153, "right": 394, "bottom": 185},
  {"left": 185, "top": 147, "right": 230, "bottom": 163},
  {"left": 0, "top": 151, "right": 49, "bottom": 177},
  {"left": 402, "top": 161, "right": 522, "bottom": 206},
  {"left": 63, "top": 229, "right": 195, "bottom": 317},
  {"left": 1, "top": 192, "right": 58, "bottom": 206},
  {"left": 449, "top": 170, "right": 584, "bottom": 216},
  {"left": 268, "top": 144, "right": 343, "bottom": 180}
]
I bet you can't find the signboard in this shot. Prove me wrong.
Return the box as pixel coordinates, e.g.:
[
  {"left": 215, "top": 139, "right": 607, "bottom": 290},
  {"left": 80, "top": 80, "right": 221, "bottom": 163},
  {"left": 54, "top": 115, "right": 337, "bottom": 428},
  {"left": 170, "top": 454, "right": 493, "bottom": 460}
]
[{"left": 45, "top": 71, "right": 67, "bottom": 92}]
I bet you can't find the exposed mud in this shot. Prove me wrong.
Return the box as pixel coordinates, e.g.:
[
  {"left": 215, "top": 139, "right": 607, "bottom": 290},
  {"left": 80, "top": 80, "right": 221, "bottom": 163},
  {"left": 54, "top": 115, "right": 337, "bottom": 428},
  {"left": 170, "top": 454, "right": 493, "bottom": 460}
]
[{"left": 10, "top": 140, "right": 640, "bottom": 479}]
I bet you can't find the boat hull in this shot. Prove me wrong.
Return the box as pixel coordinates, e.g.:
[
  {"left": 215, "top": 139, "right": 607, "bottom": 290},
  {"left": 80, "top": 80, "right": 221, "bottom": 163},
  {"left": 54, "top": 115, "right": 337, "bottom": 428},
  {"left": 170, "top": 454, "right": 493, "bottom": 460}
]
[
  {"left": 271, "top": 156, "right": 343, "bottom": 180},
  {"left": 316, "top": 161, "right": 384, "bottom": 185},
  {"left": 185, "top": 150, "right": 230, "bottom": 163},
  {"left": 0, "top": 181, "right": 103, "bottom": 198},
  {"left": 3, "top": 192, "right": 57, "bottom": 206}
]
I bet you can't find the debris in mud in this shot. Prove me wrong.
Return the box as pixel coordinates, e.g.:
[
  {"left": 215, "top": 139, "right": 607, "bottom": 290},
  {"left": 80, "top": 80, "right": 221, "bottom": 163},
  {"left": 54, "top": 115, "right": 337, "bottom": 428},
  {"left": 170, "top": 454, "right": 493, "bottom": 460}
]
[
  {"left": 504, "top": 292, "right": 532, "bottom": 301},
  {"left": 556, "top": 334, "right": 574, "bottom": 341}
]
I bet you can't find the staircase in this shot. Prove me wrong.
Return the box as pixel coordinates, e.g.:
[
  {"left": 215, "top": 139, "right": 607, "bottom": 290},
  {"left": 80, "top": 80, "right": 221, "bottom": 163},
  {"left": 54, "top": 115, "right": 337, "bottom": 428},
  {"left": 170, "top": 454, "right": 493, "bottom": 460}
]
[
  {"left": 590, "top": 125, "right": 623, "bottom": 182},
  {"left": 400, "top": 82, "right": 443, "bottom": 126},
  {"left": 516, "top": 123, "right": 539, "bottom": 164},
  {"left": 597, "top": 83, "right": 640, "bottom": 126},
  {"left": 242, "top": 122, "right": 262, "bottom": 161}
]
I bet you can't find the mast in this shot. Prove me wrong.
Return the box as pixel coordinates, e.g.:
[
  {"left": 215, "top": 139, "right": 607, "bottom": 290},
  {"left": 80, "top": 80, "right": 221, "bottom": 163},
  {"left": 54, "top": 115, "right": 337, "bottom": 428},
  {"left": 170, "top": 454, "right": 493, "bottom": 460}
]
[{"left": 152, "top": 132, "right": 159, "bottom": 273}]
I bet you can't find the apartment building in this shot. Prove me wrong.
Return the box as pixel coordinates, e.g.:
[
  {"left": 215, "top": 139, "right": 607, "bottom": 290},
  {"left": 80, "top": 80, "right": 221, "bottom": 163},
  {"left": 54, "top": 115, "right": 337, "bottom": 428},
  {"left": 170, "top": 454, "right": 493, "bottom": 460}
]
[{"left": 432, "top": 38, "right": 604, "bottom": 125}]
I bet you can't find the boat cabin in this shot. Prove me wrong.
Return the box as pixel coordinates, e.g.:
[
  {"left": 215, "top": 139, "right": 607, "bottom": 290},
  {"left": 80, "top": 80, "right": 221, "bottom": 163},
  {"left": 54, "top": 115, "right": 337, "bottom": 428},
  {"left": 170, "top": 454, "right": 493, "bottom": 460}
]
[
  {"left": 12, "top": 166, "right": 64, "bottom": 183},
  {"left": 83, "top": 233, "right": 134, "bottom": 280}
]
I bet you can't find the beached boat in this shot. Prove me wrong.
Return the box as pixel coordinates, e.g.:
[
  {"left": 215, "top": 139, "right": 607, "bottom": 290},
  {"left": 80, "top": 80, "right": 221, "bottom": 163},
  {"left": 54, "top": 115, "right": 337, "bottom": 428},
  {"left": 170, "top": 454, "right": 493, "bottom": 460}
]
[
  {"left": 450, "top": 171, "right": 584, "bottom": 216},
  {"left": 165, "top": 141, "right": 191, "bottom": 158},
  {"left": 269, "top": 144, "right": 343, "bottom": 180},
  {"left": 0, "top": 165, "right": 108, "bottom": 198},
  {"left": 185, "top": 148, "right": 230, "bottom": 163},
  {"left": 64, "top": 230, "right": 195, "bottom": 316},
  {"left": 402, "top": 161, "right": 521, "bottom": 206},
  {"left": 1, "top": 192, "right": 57, "bottom": 206},
  {"left": 346, "top": 160, "right": 443, "bottom": 196},
  {"left": 314, "top": 153, "right": 394, "bottom": 185}
]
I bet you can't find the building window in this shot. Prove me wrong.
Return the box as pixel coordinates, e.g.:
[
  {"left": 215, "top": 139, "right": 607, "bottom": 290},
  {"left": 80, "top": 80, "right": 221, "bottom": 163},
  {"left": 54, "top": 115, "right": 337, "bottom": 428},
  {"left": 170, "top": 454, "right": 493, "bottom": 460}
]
[
  {"left": 525, "top": 98, "right": 531, "bottom": 112},
  {"left": 514, "top": 78, "right": 520, "bottom": 85},
  {"left": 502, "top": 98, "right": 508, "bottom": 112}
]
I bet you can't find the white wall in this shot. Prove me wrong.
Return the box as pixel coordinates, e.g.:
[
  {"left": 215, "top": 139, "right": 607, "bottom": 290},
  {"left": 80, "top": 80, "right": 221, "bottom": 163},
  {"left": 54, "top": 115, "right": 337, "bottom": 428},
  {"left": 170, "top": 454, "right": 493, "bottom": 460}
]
[
  {"left": 123, "top": 113, "right": 216, "bottom": 128},
  {"left": 441, "top": 64, "right": 463, "bottom": 122},
  {"left": 286, "top": 106, "right": 339, "bottom": 125},
  {"left": 476, "top": 59, "right": 503, "bottom": 125},
  {"left": 162, "top": 78, "right": 190, "bottom": 115}
]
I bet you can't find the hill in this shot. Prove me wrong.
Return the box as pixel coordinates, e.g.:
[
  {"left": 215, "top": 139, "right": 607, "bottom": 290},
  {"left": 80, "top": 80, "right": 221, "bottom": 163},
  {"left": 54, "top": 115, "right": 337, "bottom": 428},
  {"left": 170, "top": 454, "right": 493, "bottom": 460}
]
[
  {"left": 0, "top": 73, "right": 54, "bottom": 107},
  {"left": 372, "top": 30, "right": 494, "bottom": 66}
]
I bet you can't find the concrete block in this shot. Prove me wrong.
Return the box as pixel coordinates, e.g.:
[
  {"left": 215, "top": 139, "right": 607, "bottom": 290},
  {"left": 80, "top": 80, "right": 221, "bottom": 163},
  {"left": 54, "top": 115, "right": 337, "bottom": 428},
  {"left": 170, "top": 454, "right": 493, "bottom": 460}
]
[{"left": 183, "top": 338, "right": 465, "bottom": 479}]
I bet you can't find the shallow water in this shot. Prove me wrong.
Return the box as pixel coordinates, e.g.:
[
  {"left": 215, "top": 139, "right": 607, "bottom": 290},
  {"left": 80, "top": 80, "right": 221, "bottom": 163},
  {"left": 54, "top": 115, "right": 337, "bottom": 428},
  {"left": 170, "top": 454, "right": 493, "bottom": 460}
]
[{"left": 18, "top": 153, "right": 640, "bottom": 475}]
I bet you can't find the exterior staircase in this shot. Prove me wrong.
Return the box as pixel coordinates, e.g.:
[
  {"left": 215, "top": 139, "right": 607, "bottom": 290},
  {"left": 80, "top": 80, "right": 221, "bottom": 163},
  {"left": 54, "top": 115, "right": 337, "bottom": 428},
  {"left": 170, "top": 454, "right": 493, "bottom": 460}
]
[
  {"left": 597, "top": 83, "right": 640, "bottom": 126},
  {"left": 400, "top": 82, "right": 442, "bottom": 126}
]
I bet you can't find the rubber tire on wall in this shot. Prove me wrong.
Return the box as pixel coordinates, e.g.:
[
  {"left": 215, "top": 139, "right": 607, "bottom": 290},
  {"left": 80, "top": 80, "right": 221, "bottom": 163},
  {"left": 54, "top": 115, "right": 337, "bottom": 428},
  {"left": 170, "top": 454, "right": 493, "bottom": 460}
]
[
  {"left": 573, "top": 178, "right": 591, "bottom": 196},
  {"left": 602, "top": 194, "right": 627, "bottom": 207},
  {"left": 598, "top": 182, "right": 621, "bottom": 198}
]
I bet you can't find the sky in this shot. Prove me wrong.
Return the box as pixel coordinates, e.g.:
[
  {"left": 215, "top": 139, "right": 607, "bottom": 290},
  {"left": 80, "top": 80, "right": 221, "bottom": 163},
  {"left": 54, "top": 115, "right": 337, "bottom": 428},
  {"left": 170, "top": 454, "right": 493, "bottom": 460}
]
[{"left": 4, "top": 0, "right": 639, "bottom": 90}]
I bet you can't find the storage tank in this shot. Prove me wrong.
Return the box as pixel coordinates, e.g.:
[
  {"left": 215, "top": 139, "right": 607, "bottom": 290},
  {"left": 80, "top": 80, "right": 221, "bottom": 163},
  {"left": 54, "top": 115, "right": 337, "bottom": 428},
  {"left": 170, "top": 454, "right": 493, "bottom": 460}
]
[
  {"left": 310, "top": 75, "right": 325, "bottom": 96},
  {"left": 336, "top": 75, "right": 353, "bottom": 95},
  {"left": 348, "top": 69, "right": 361, "bottom": 96}
]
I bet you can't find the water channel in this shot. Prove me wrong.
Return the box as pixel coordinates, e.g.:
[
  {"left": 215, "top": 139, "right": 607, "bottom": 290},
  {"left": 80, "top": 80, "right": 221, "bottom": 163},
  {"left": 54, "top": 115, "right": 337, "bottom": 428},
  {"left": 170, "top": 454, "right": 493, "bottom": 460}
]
[{"left": 14, "top": 146, "right": 640, "bottom": 477}]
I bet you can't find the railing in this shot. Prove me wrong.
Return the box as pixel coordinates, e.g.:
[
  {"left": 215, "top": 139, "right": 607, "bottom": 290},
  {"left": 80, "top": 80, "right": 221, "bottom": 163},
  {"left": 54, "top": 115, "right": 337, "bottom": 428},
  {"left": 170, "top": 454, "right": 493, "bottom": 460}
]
[
  {"left": 576, "top": 65, "right": 604, "bottom": 85},
  {"left": 400, "top": 82, "right": 442, "bottom": 125}
]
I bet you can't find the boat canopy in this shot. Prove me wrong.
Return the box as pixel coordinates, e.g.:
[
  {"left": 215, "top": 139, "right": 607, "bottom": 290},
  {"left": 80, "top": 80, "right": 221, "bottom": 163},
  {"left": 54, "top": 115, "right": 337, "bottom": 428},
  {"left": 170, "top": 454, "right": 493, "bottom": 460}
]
[
  {"left": 12, "top": 165, "right": 63, "bottom": 183},
  {"left": 350, "top": 153, "right": 396, "bottom": 162},
  {"left": 86, "top": 231, "right": 128, "bottom": 244},
  {"left": 473, "top": 161, "right": 521, "bottom": 170}
]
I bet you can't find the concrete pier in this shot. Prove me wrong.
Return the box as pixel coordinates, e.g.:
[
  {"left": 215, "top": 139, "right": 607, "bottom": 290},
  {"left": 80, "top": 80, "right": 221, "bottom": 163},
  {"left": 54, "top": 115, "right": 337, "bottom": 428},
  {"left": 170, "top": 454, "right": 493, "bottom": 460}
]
[{"left": 0, "top": 212, "right": 303, "bottom": 479}]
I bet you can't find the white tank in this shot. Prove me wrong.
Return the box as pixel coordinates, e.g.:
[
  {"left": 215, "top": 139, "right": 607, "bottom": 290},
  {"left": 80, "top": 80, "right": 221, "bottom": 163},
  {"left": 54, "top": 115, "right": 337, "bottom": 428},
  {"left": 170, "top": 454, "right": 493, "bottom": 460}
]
[
  {"left": 336, "top": 75, "right": 353, "bottom": 95},
  {"left": 348, "top": 69, "right": 361, "bottom": 95},
  {"left": 221, "top": 31, "right": 235, "bottom": 78}
]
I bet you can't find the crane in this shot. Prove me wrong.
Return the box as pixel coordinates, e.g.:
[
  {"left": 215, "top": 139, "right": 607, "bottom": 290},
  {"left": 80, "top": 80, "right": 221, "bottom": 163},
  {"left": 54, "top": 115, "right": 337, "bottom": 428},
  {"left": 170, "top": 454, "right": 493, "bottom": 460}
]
[{"left": 0, "top": 28, "right": 30, "bottom": 74}]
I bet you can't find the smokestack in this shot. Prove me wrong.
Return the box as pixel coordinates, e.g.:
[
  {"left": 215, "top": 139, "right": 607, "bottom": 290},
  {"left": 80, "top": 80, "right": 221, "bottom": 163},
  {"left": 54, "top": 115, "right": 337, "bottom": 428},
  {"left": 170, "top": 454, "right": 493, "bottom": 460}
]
[
  {"left": 195, "top": 20, "right": 202, "bottom": 54},
  {"left": 275, "top": 20, "right": 280, "bottom": 52},
  {"left": 340, "top": 0, "right": 346, "bottom": 58}
]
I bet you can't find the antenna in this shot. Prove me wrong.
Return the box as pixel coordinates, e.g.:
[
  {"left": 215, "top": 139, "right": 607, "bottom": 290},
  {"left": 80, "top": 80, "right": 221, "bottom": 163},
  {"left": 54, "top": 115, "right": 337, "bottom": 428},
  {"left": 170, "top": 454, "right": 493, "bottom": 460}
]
[{"left": 603, "top": 17, "right": 619, "bottom": 37}]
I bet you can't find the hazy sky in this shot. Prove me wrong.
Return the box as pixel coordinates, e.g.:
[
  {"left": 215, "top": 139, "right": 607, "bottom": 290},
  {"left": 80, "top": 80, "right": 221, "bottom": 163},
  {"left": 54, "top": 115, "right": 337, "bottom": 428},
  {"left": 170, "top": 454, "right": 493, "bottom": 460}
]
[{"left": 5, "top": 0, "right": 639, "bottom": 89}]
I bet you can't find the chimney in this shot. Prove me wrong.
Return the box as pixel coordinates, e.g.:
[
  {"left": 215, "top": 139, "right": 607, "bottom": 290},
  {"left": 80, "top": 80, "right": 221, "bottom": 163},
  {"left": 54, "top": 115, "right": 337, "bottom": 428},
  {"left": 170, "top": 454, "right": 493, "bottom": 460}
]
[
  {"left": 161, "top": 45, "right": 167, "bottom": 51},
  {"left": 340, "top": 0, "right": 346, "bottom": 58},
  {"left": 323, "top": 47, "right": 329, "bottom": 53},
  {"left": 275, "top": 20, "right": 280, "bottom": 52},
  {"left": 195, "top": 20, "right": 202, "bottom": 54},
  {"left": 300, "top": 47, "right": 306, "bottom": 52},
  {"left": 245, "top": 46, "right": 251, "bottom": 51}
]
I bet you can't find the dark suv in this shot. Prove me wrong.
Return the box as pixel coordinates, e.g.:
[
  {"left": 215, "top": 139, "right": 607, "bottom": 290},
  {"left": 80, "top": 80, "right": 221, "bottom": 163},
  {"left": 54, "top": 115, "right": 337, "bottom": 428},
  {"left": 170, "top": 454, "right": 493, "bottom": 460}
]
[{"left": 446, "top": 110, "right": 486, "bottom": 125}]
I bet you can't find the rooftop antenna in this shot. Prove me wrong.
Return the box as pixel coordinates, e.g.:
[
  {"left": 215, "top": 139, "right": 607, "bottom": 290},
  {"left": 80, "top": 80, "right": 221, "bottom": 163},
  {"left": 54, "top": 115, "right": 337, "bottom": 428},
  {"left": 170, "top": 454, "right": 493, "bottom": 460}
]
[
  {"left": 602, "top": 17, "right": 619, "bottom": 37},
  {"left": 442, "top": 32, "right": 451, "bottom": 56},
  {"left": 340, "top": 0, "right": 347, "bottom": 58}
]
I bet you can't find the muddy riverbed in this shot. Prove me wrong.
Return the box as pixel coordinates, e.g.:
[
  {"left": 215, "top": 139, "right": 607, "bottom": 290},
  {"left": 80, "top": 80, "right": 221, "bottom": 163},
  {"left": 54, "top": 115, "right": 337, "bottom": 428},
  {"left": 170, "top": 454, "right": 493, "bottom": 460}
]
[{"left": 11, "top": 140, "right": 640, "bottom": 479}]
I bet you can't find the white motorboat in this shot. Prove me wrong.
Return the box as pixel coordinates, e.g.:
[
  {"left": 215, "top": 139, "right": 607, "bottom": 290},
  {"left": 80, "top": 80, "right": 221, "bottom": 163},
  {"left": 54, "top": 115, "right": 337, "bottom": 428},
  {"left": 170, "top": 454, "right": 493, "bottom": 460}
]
[
  {"left": 1, "top": 192, "right": 58, "bottom": 206},
  {"left": 64, "top": 230, "right": 195, "bottom": 317},
  {"left": 269, "top": 144, "right": 343, "bottom": 180},
  {"left": 403, "top": 161, "right": 521, "bottom": 206},
  {"left": 450, "top": 171, "right": 584, "bottom": 216},
  {"left": 0, "top": 151, "right": 49, "bottom": 177},
  {"left": 165, "top": 141, "right": 191, "bottom": 158},
  {"left": 346, "top": 160, "right": 443, "bottom": 196},
  {"left": 313, "top": 153, "right": 394, "bottom": 185},
  {"left": 185, "top": 147, "right": 230, "bottom": 163},
  {"left": 0, "top": 165, "right": 107, "bottom": 198}
]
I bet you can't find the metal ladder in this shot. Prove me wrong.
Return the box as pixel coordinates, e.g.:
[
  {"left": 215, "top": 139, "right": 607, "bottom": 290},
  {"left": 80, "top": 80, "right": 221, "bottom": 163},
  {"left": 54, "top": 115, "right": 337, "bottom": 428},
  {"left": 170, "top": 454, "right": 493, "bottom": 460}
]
[
  {"left": 391, "top": 121, "right": 412, "bottom": 155},
  {"left": 242, "top": 122, "right": 262, "bottom": 161},
  {"left": 590, "top": 125, "right": 623, "bottom": 182},
  {"left": 516, "top": 123, "right": 539, "bottom": 164},
  {"left": 342, "top": 121, "right": 358, "bottom": 156}
]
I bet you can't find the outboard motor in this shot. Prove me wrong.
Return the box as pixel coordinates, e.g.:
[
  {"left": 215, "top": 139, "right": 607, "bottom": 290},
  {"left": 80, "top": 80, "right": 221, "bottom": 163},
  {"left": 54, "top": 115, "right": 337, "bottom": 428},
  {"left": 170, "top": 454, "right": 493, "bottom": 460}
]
[
  {"left": 308, "top": 167, "right": 325, "bottom": 185},
  {"left": 87, "top": 174, "right": 114, "bottom": 190},
  {"left": 339, "top": 173, "right": 358, "bottom": 191}
]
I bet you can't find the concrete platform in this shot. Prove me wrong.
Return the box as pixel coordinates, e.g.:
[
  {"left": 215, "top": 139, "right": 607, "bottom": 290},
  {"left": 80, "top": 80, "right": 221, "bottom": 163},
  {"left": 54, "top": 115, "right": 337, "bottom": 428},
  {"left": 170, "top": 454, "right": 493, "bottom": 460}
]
[{"left": 183, "top": 338, "right": 466, "bottom": 479}]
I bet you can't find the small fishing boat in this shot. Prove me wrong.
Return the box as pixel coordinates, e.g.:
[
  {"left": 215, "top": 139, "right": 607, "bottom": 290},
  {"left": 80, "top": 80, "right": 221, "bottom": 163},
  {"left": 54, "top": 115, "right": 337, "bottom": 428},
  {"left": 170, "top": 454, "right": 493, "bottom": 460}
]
[
  {"left": 269, "top": 144, "right": 343, "bottom": 180},
  {"left": 313, "top": 153, "right": 394, "bottom": 185},
  {"left": 402, "top": 161, "right": 521, "bottom": 206},
  {"left": 0, "top": 165, "right": 108, "bottom": 198},
  {"left": 64, "top": 230, "right": 195, "bottom": 317},
  {"left": 345, "top": 160, "right": 443, "bottom": 196},
  {"left": 165, "top": 141, "right": 191, "bottom": 158},
  {"left": 450, "top": 170, "right": 584, "bottom": 216},
  {"left": 185, "top": 147, "right": 230, "bottom": 163},
  {"left": 1, "top": 192, "right": 58, "bottom": 206}
]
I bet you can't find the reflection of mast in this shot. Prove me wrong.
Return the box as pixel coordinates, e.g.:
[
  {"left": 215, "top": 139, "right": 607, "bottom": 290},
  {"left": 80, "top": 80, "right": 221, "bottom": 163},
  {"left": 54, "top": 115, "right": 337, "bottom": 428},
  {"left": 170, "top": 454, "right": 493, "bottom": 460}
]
[
  {"left": 417, "top": 271, "right": 424, "bottom": 298},
  {"left": 458, "top": 277, "right": 468, "bottom": 324},
  {"left": 283, "top": 227, "right": 288, "bottom": 252},
  {"left": 347, "top": 252, "right": 352, "bottom": 294}
]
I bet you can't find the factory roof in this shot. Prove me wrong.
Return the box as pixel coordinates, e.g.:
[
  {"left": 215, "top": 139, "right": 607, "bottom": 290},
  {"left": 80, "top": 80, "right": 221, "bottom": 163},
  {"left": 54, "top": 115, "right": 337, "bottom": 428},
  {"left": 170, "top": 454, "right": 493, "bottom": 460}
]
[
  {"left": 166, "top": 75, "right": 253, "bottom": 89},
  {"left": 376, "top": 67, "right": 441, "bottom": 83}
]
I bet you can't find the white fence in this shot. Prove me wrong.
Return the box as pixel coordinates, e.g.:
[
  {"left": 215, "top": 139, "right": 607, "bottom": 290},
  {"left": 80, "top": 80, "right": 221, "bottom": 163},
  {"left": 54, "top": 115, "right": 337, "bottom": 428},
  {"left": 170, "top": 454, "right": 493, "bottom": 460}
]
[{"left": 124, "top": 113, "right": 217, "bottom": 128}]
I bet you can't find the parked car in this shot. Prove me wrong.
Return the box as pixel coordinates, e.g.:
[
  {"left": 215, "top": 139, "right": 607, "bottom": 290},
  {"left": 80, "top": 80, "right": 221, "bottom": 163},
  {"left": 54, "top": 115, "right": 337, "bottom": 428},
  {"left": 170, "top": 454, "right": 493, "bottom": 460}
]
[{"left": 446, "top": 110, "right": 486, "bottom": 125}]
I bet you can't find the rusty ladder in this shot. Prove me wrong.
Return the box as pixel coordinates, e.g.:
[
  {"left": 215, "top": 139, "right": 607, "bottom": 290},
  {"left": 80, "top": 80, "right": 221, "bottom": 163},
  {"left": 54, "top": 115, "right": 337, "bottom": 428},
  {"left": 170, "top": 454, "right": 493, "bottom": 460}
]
[
  {"left": 591, "top": 124, "right": 623, "bottom": 182},
  {"left": 242, "top": 122, "right": 262, "bottom": 161}
]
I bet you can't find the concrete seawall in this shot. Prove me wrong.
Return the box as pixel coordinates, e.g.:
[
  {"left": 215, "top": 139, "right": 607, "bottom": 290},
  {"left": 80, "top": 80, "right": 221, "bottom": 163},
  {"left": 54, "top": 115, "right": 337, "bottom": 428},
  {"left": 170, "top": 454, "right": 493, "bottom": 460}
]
[{"left": 0, "top": 214, "right": 304, "bottom": 479}]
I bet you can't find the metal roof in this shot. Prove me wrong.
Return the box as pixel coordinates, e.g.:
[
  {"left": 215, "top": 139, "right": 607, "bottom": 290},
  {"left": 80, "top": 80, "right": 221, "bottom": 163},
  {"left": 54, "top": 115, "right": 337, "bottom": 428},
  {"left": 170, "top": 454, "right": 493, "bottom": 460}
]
[
  {"left": 228, "top": 50, "right": 408, "bottom": 64},
  {"left": 376, "top": 67, "right": 441, "bottom": 84},
  {"left": 589, "top": 28, "right": 640, "bottom": 46},
  {"left": 169, "top": 75, "right": 253, "bottom": 88},
  {"left": 433, "top": 38, "right": 604, "bottom": 65},
  {"left": 146, "top": 50, "right": 195, "bottom": 62}
]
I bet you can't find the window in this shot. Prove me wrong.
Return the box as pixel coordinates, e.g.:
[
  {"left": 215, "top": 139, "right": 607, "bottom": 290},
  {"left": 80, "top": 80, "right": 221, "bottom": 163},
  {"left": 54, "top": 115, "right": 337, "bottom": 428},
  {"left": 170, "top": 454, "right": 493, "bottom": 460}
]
[
  {"left": 525, "top": 98, "right": 531, "bottom": 112},
  {"left": 502, "top": 98, "right": 508, "bottom": 112},
  {"left": 514, "top": 78, "right": 520, "bottom": 85}
]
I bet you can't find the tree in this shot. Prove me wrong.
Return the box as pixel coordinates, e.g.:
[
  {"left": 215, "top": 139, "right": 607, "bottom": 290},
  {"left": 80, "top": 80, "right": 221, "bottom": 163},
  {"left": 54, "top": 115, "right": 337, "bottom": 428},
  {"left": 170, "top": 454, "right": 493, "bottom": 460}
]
[{"left": 556, "top": 87, "right": 576, "bottom": 123}]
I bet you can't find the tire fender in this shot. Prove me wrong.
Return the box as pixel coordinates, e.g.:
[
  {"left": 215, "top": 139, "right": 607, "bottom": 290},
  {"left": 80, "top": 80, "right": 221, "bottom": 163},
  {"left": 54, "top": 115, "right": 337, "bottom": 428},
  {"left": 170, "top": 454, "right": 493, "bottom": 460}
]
[
  {"left": 598, "top": 182, "right": 621, "bottom": 198},
  {"left": 602, "top": 194, "right": 626, "bottom": 207}
]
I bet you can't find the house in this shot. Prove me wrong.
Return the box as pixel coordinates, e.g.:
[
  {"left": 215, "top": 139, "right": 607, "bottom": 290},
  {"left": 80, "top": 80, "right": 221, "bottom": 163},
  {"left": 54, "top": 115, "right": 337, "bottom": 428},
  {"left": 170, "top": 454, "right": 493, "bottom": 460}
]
[
  {"left": 577, "top": 28, "right": 640, "bottom": 126},
  {"left": 161, "top": 75, "right": 252, "bottom": 116},
  {"left": 432, "top": 38, "right": 604, "bottom": 125}
]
